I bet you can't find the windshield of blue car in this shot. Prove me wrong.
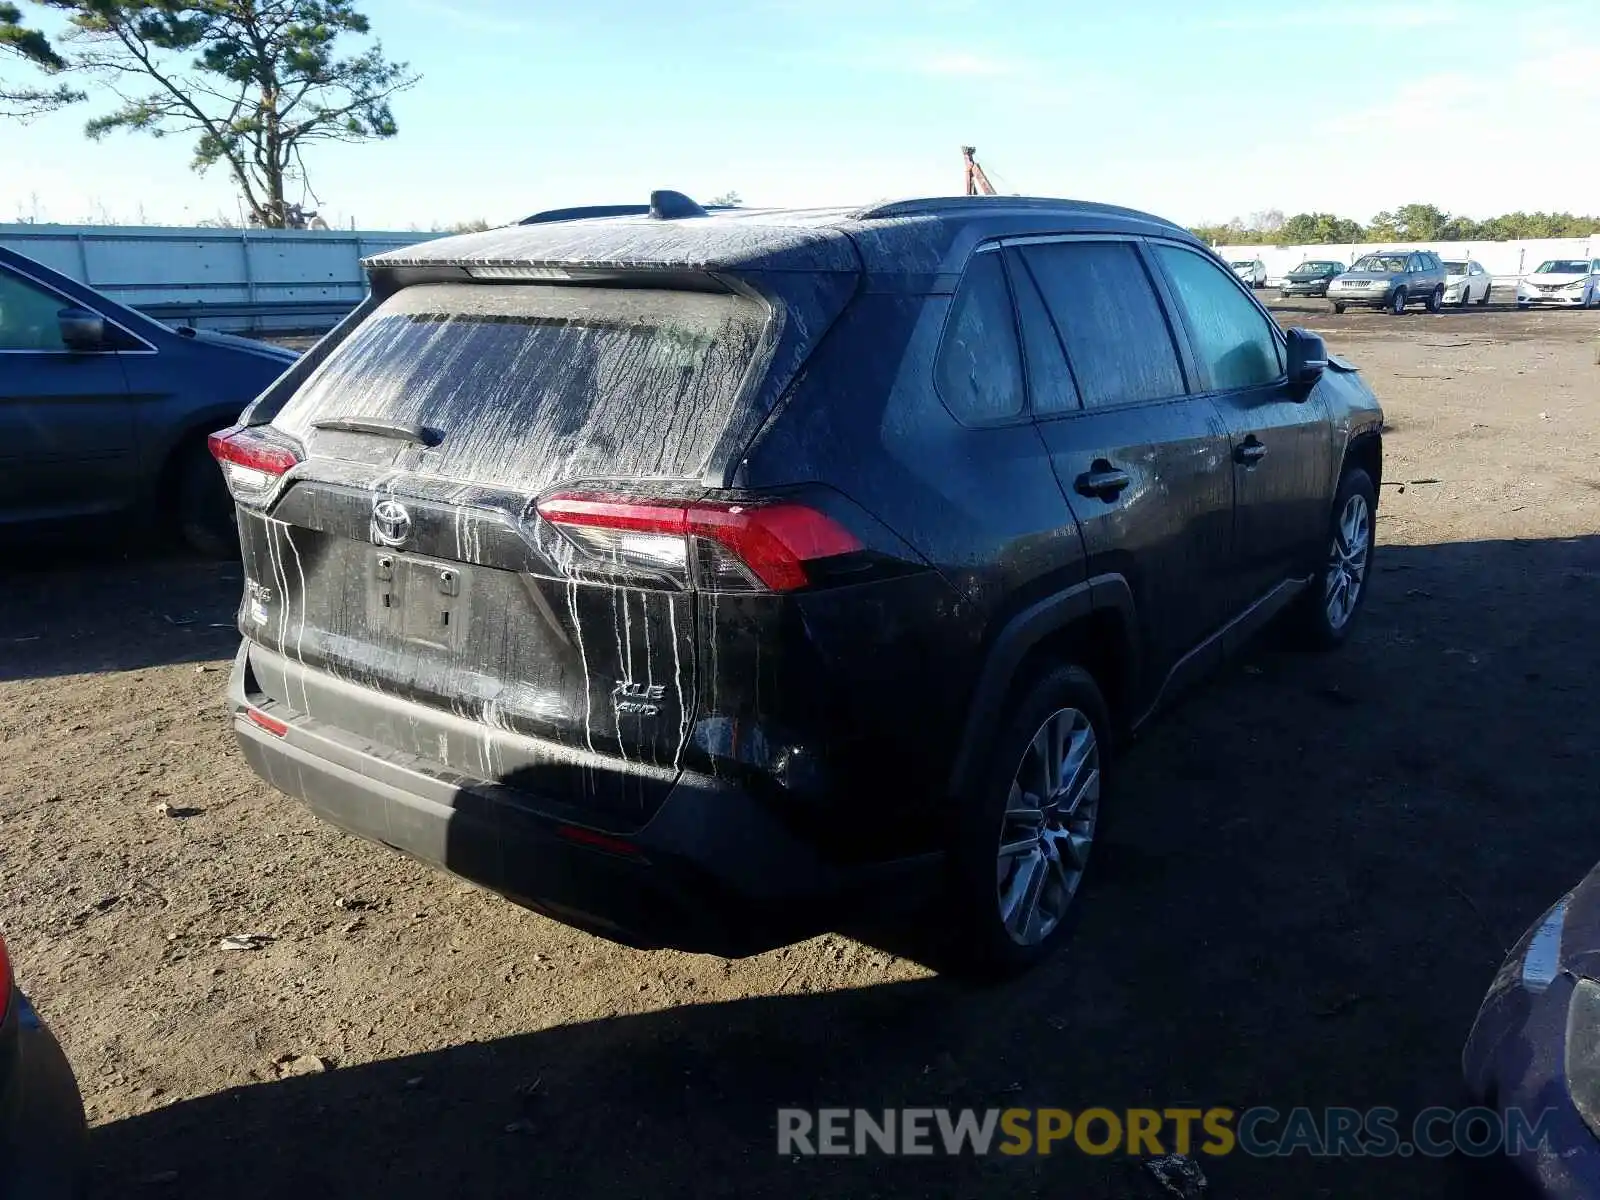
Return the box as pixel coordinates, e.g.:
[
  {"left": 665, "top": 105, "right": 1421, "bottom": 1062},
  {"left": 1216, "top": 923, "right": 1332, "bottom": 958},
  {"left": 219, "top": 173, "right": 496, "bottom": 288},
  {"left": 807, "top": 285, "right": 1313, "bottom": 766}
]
[
  {"left": 1443, "top": 262, "right": 1468, "bottom": 274},
  {"left": 1536, "top": 260, "right": 1588, "bottom": 274},
  {"left": 1351, "top": 256, "right": 1408, "bottom": 273}
]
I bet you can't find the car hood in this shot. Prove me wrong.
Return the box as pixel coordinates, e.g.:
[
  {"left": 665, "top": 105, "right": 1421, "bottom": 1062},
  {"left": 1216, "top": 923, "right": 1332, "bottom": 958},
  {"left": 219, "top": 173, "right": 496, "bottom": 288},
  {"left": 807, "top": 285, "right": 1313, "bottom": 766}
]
[
  {"left": 171, "top": 326, "right": 299, "bottom": 364},
  {"left": 1525, "top": 273, "right": 1587, "bottom": 287}
]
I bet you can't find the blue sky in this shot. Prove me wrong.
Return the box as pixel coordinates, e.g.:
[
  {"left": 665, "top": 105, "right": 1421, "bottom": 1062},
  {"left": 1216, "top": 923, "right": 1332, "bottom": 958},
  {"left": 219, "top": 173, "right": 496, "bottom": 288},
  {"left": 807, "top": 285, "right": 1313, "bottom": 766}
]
[{"left": 3, "top": 0, "right": 1594, "bottom": 230}]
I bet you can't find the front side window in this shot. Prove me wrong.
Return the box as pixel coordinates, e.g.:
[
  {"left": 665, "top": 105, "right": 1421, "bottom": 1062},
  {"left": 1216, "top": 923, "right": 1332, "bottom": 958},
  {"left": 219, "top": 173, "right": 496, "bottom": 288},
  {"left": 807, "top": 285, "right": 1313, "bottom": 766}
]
[
  {"left": 1154, "top": 245, "right": 1283, "bottom": 391},
  {"left": 1019, "top": 241, "right": 1185, "bottom": 410},
  {"left": 0, "top": 269, "right": 72, "bottom": 351},
  {"left": 934, "top": 251, "right": 1024, "bottom": 423}
]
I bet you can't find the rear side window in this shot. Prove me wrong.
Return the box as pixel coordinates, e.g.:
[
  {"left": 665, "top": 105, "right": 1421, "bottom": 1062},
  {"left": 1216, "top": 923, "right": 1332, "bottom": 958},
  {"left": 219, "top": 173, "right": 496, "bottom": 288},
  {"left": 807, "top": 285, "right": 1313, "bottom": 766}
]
[
  {"left": 1009, "top": 256, "right": 1080, "bottom": 415},
  {"left": 1018, "top": 241, "right": 1185, "bottom": 409},
  {"left": 273, "top": 283, "right": 767, "bottom": 490},
  {"left": 1153, "top": 245, "right": 1283, "bottom": 391},
  {"left": 935, "top": 252, "right": 1024, "bottom": 423}
]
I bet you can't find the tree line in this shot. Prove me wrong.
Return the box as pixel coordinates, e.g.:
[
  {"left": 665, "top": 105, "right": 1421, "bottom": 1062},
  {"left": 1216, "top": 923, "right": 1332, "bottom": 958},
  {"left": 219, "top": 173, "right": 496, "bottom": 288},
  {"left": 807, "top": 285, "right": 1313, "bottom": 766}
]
[
  {"left": 2, "top": 1, "right": 417, "bottom": 228},
  {"left": 1192, "top": 204, "right": 1600, "bottom": 246}
]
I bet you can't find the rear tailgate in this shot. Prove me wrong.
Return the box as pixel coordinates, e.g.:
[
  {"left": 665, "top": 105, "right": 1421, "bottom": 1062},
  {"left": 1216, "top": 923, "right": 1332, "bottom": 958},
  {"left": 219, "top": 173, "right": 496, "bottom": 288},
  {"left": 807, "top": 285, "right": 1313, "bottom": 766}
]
[{"left": 234, "top": 276, "right": 850, "bottom": 823}]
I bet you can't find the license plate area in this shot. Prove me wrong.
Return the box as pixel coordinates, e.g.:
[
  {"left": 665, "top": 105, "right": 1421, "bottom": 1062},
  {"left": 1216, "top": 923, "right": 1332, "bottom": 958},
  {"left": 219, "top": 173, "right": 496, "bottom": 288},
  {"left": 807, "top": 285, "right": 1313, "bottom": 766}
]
[{"left": 368, "top": 550, "right": 469, "bottom": 651}]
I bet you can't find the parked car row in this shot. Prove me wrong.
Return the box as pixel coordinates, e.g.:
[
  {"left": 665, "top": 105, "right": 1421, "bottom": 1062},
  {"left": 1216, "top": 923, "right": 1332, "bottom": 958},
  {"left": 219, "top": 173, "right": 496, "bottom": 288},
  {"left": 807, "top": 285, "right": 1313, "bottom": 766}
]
[{"left": 1269, "top": 251, "right": 1600, "bottom": 314}]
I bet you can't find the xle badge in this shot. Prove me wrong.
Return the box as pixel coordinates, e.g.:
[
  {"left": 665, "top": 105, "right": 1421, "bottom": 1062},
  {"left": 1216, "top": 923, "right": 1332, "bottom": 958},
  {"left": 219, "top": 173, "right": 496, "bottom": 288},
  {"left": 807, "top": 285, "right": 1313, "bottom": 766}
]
[{"left": 613, "top": 681, "right": 666, "bottom": 717}]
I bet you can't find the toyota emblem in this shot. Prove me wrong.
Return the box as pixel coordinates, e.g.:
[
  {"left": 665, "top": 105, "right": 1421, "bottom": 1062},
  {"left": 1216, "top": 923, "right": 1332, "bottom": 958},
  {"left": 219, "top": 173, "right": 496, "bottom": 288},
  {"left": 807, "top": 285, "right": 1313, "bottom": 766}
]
[{"left": 371, "top": 498, "right": 413, "bottom": 548}]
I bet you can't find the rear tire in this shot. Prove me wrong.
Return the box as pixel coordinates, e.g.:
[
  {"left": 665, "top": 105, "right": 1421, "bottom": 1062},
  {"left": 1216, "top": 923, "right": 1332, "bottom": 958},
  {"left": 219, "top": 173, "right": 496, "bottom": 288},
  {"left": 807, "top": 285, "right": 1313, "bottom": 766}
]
[
  {"left": 1477, "top": 285, "right": 1490, "bottom": 306},
  {"left": 1389, "top": 288, "right": 1407, "bottom": 316},
  {"left": 1332, "top": 302, "right": 1346, "bottom": 314},
  {"left": 1426, "top": 285, "right": 1444, "bottom": 313},
  {"left": 944, "top": 664, "right": 1111, "bottom": 979},
  {"left": 1291, "top": 466, "right": 1376, "bottom": 651},
  {"left": 175, "top": 441, "right": 237, "bottom": 558}
]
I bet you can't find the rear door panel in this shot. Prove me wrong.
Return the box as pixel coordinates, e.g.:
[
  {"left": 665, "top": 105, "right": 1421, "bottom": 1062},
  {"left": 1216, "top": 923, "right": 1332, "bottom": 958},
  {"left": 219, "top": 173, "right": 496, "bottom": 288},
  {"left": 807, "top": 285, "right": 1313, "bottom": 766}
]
[{"left": 1010, "top": 240, "right": 1237, "bottom": 698}]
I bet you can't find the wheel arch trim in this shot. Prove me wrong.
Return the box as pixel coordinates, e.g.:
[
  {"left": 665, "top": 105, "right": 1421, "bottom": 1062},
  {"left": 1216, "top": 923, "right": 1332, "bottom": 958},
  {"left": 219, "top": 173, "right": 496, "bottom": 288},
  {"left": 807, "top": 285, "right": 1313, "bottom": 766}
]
[{"left": 947, "top": 574, "right": 1139, "bottom": 798}]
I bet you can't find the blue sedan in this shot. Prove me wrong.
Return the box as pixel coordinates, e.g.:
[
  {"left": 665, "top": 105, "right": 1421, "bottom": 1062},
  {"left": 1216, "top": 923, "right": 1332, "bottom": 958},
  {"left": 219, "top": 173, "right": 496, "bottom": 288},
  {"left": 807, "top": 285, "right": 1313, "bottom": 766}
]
[
  {"left": 0, "top": 245, "right": 298, "bottom": 553},
  {"left": 1464, "top": 860, "right": 1600, "bottom": 1195}
]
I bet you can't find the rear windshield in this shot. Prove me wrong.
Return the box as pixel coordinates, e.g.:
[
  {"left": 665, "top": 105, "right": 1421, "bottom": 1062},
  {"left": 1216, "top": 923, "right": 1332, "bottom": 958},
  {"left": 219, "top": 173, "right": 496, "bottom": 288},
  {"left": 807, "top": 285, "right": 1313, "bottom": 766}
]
[{"left": 274, "top": 282, "right": 768, "bottom": 489}]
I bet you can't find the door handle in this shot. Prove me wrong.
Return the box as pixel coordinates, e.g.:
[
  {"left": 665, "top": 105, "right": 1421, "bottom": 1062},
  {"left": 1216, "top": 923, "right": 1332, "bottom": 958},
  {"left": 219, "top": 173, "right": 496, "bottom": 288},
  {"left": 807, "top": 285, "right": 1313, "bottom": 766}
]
[
  {"left": 1074, "top": 464, "right": 1132, "bottom": 501},
  {"left": 1234, "top": 437, "right": 1267, "bottom": 466}
]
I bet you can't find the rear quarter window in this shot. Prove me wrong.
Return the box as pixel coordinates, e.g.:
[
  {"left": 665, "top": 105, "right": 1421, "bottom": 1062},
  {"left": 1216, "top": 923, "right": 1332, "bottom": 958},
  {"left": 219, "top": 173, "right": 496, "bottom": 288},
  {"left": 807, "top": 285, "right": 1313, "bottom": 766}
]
[{"left": 934, "top": 252, "right": 1025, "bottom": 424}]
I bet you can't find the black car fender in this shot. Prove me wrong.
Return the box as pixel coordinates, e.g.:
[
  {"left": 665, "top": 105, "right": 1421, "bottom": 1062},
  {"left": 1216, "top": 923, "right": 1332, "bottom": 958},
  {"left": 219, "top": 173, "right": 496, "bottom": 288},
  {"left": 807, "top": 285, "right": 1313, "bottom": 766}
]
[{"left": 946, "top": 574, "right": 1139, "bottom": 799}]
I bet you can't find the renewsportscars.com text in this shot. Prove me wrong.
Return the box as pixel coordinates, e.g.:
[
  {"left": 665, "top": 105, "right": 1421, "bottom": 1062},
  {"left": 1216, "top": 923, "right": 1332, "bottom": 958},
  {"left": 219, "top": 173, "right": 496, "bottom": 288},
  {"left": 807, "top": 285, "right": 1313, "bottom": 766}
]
[{"left": 777, "top": 1106, "right": 1556, "bottom": 1159}]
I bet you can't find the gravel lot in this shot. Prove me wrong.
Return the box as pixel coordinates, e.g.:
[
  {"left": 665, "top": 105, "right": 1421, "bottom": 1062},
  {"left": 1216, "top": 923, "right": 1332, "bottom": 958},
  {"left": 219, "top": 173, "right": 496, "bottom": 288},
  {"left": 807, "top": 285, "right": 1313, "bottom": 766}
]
[{"left": 3, "top": 303, "right": 1598, "bottom": 1198}]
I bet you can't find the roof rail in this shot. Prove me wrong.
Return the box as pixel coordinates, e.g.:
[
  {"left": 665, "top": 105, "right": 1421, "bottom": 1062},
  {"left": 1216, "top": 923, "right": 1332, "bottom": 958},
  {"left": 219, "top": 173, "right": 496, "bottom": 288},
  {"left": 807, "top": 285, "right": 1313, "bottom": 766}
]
[{"left": 853, "top": 195, "right": 1080, "bottom": 221}]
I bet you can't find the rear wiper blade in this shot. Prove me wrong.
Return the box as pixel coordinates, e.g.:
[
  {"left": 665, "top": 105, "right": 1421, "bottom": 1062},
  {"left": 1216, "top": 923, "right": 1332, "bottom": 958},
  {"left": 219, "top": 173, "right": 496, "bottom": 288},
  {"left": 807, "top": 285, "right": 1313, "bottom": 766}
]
[{"left": 312, "top": 416, "right": 442, "bottom": 446}]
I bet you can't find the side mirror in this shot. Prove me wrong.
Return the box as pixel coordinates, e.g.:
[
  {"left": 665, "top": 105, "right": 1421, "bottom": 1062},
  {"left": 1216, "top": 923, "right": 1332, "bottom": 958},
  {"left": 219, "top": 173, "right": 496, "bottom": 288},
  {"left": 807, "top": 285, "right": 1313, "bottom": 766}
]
[
  {"left": 1286, "top": 327, "right": 1327, "bottom": 387},
  {"left": 58, "top": 306, "right": 106, "bottom": 351}
]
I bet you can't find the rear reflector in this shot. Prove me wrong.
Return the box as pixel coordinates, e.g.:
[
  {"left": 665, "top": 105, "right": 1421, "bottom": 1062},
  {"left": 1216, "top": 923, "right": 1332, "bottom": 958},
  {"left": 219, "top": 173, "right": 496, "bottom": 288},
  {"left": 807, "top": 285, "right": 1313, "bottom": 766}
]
[
  {"left": 537, "top": 492, "right": 860, "bottom": 592},
  {"left": 244, "top": 706, "right": 289, "bottom": 737},
  {"left": 208, "top": 425, "right": 303, "bottom": 504},
  {"left": 555, "top": 824, "right": 645, "bottom": 858}
]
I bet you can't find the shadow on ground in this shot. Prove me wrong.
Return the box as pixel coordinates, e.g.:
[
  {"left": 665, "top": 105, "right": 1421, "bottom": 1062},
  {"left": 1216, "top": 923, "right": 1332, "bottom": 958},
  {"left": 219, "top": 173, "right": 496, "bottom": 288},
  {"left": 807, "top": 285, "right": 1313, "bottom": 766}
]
[
  {"left": 0, "top": 542, "right": 240, "bottom": 682},
  {"left": 64, "top": 533, "right": 1600, "bottom": 1198}
]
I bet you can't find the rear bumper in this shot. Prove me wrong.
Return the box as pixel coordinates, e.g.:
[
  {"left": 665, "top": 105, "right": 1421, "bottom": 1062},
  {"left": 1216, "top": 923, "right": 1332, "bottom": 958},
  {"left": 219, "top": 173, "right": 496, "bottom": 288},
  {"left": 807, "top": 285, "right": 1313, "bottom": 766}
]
[
  {"left": 0, "top": 992, "right": 87, "bottom": 1199},
  {"left": 230, "top": 644, "right": 936, "bottom": 954}
]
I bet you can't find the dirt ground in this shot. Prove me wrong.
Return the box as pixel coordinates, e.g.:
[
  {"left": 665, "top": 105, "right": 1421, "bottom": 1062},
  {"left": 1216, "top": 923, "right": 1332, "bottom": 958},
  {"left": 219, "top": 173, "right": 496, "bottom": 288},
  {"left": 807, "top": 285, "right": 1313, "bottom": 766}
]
[{"left": 3, "top": 303, "right": 1598, "bottom": 1198}]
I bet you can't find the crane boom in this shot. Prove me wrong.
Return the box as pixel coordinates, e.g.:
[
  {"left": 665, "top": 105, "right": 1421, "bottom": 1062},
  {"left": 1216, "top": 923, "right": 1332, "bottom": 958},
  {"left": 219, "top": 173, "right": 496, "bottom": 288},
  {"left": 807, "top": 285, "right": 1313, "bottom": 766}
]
[{"left": 961, "top": 145, "right": 997, "bottom": 197}]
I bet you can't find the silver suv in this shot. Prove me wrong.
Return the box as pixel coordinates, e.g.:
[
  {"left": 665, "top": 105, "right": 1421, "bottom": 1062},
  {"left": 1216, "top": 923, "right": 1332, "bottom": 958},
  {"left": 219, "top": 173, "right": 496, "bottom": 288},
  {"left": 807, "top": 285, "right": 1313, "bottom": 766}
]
[{"left": 1327, "top": 250, "right": 1448, "bottom": 315}]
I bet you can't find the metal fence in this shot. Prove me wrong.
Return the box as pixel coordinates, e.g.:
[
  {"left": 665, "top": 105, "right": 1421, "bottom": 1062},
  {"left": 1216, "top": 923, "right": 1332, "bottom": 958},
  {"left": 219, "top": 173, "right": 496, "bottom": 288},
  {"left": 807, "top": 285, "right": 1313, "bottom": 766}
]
[{"left": 0, "top": 223, "right": 442, "bottom": 334}]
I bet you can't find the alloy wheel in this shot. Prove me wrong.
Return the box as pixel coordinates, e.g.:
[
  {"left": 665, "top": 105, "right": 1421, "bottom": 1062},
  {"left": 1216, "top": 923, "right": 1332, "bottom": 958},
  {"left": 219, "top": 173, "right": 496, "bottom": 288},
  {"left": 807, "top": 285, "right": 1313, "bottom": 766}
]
[
  {"left": 1325, "top": 492, "right": 1371, "bottom": 631},
  {"left": 996, "top": 708, "right": 1100, "bottom": 946}
]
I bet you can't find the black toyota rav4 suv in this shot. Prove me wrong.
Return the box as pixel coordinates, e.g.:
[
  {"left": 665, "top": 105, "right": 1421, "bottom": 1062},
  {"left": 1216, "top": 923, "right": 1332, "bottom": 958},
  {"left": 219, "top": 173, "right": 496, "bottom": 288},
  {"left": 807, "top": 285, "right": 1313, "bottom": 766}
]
[{"left": 217, "top": 192, "right": 1383, "bottom": 974}]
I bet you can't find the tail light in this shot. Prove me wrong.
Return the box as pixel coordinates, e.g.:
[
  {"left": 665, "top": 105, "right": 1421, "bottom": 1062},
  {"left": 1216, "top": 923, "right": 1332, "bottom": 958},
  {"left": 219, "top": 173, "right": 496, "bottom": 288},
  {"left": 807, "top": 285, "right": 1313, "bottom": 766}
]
[
  {"left": 0, "top": 934, "right": 12, "bottom": 1025},
  {"left": 208, "top": 425, "right": 303, "bottom": 505},
  {"left": 536, "top": 491, "right": 860, "bottom": 592}
]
